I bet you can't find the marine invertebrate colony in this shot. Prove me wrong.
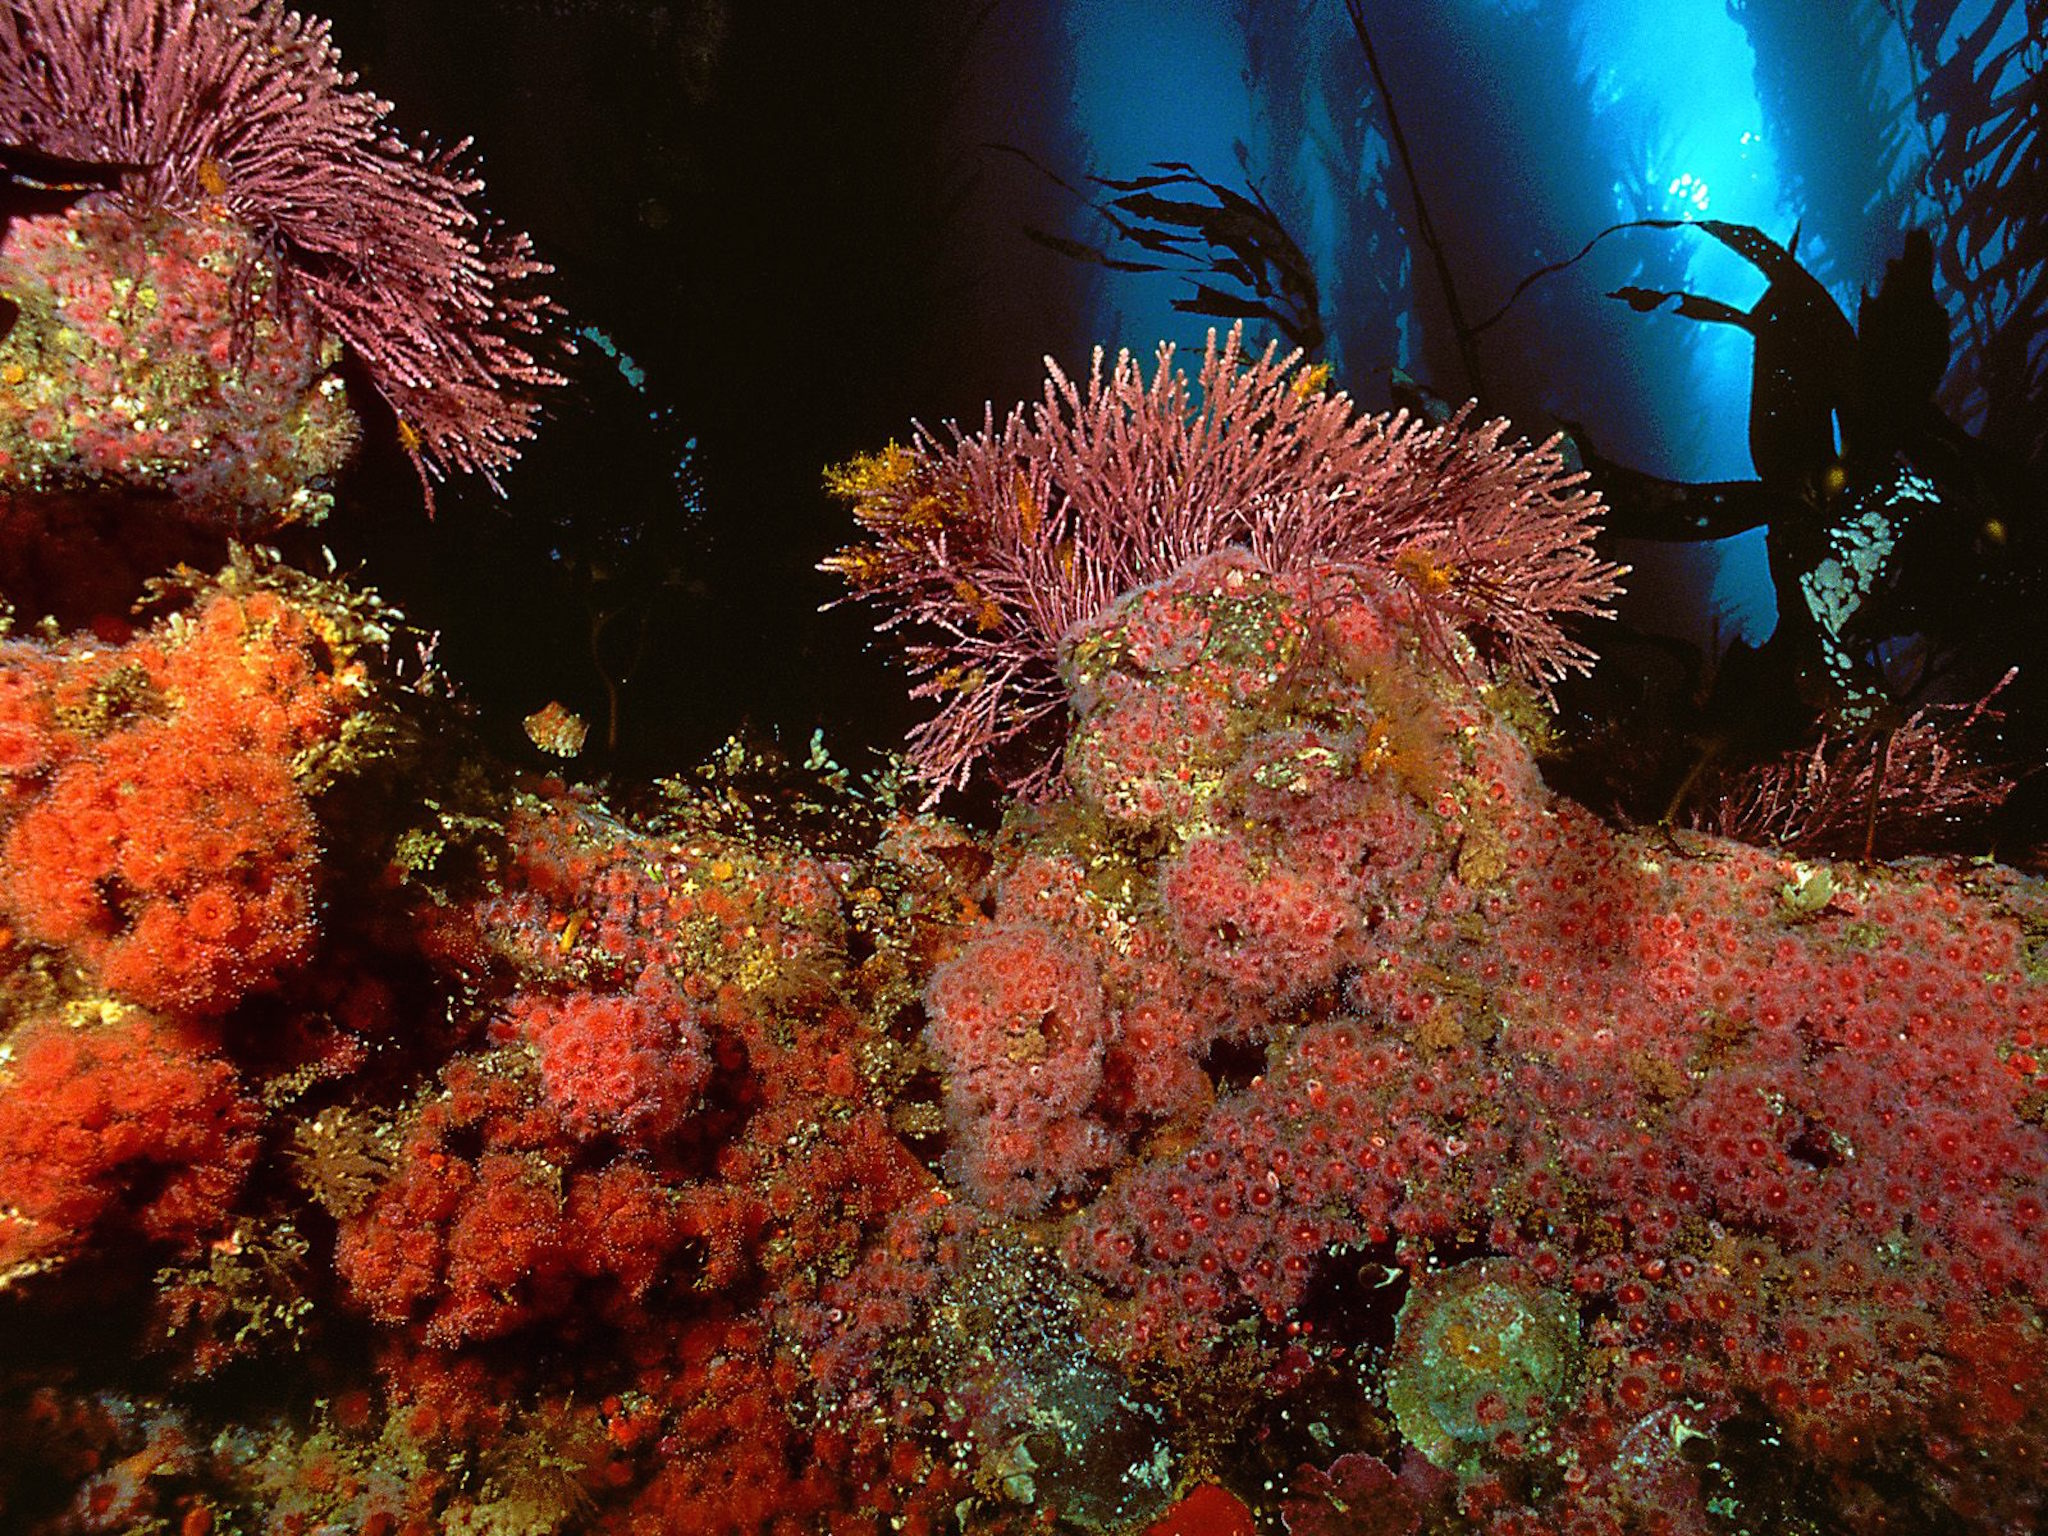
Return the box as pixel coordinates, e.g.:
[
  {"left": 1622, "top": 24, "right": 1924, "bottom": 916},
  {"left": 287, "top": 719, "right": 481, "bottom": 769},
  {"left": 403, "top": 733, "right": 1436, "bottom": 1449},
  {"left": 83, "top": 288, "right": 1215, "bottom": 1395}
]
[
  {"left": 0, "top": 1008, "right": 259, "bottom": 1277},
  {"left": 824, "top": 326, "right": 1621, "bottom": 799},
  {"left": 0, "top": 205, "right": 359, "bottom": 529},
  {"left": 0, "top": 0, "right": 564, "bottom": 506}
]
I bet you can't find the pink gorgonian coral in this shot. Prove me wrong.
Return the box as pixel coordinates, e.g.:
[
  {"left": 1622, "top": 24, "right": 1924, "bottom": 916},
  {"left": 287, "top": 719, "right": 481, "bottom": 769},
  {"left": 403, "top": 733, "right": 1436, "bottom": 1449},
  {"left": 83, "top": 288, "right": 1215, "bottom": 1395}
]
[
  {"left": 0, "top": 0, "right": 565, "bottom": 501},
  {"left": 824, "top": 325, "right": 1623, "bottom": 800}
]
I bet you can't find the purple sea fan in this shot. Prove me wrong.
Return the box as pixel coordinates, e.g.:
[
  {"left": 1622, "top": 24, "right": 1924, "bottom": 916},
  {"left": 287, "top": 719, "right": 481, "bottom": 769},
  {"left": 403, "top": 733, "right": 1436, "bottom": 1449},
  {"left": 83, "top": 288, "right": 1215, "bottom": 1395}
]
[
  {"left": 824, "top": 325, "right": 1623, "bottom": 800},
  {"left": 0, "top": 0, "right": 565, "bottom": 501}
]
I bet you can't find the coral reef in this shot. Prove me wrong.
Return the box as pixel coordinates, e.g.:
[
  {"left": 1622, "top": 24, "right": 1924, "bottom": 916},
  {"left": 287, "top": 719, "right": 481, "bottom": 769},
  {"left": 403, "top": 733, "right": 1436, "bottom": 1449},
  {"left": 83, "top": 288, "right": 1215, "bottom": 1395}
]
[
  {"left": 1, "top": 18, "right": 2044, "bottom": 1529},
  {"left": 10, "top": 511, "right": 2038, "bottom": 1532}
]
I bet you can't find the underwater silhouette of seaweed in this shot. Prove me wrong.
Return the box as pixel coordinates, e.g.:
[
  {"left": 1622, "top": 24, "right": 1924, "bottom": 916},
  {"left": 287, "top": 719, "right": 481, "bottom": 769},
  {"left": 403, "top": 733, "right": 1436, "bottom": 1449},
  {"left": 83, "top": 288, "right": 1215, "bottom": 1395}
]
[
  {"left": 1001, "top": 147, "right": 1327, "bottom": 358},
  {"left": 1892, "top": 0, "right": 2047, "bottom": 471}
]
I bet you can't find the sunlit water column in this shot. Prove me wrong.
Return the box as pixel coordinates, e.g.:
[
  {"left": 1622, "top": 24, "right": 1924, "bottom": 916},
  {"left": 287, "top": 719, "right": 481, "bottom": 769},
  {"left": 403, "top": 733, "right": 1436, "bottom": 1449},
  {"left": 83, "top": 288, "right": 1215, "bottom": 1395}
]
[{"left": 1059, "top": 0, "right": 1936, "bottom": 656}]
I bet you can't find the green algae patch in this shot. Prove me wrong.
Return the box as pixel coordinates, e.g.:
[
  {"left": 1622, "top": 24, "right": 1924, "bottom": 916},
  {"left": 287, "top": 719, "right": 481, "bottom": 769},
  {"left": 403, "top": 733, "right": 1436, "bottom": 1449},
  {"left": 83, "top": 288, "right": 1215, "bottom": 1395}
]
[{"left": 1385, "top": 1258, "right": 1582, "bottom": 1476}]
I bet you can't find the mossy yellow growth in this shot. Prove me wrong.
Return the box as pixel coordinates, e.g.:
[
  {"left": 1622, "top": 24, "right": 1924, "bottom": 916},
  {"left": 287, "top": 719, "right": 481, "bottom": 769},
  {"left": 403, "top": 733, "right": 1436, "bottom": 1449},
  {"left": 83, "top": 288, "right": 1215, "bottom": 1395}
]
[{"left": 822, "top": 440, "right": 917, "bottom": 506}]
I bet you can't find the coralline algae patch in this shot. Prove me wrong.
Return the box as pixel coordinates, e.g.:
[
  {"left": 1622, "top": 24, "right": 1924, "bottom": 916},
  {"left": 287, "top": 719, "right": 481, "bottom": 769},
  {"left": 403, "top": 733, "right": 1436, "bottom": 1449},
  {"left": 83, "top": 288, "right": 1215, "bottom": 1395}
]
[
  {"left": 1384, "top": 1260, "right": 1582, "bottom": 1477},
  {"left": 0, "top": 202, "right": 359, "bottom": 533}
]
